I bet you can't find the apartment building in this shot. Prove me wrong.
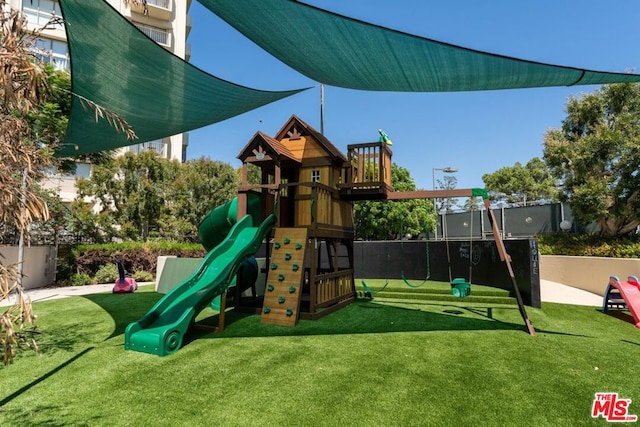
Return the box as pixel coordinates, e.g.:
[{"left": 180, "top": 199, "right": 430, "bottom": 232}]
[{"left": 9, "top": 0, "right": 193, "bottom": 202}]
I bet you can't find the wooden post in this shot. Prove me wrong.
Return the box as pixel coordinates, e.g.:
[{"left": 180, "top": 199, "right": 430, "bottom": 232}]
[
  {"left": 484, "top": 198, "right": 536, "bottom": 336},
  {"left": 309, "top": 238, "right": 318, "bottom": 316},
  {"left": 237, "top": 192, "right": 247, "bottom": 222},
  {"left": 241, "top": 162, "right": 248, "bottom": 187}
]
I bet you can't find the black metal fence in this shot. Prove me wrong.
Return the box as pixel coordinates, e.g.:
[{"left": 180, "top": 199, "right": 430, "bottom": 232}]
[
  {"left": 354, "top": 239, "right": 540, "bottom": 308},
  {"left": 433, "top": 202, "right": 590, "bottom": 241}
]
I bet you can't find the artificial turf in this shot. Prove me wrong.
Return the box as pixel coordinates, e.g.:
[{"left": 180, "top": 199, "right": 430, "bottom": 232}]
[{"left": 1, "top": 284, "right": 639, "bottom": 426}]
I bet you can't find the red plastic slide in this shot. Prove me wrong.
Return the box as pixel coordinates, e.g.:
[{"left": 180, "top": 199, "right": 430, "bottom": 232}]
[{"left": 608, "top": 276, "right": 640, "bottom": 328}]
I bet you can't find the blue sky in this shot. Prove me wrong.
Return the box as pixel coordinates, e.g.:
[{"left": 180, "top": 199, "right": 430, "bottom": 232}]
[{"left": 186, "top": 0, "right": 640, "bottom": 190}]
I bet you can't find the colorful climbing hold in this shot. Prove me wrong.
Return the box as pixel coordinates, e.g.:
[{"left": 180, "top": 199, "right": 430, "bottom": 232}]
[
  {"left": 288, "top": 286, "right": 296, "bottom": 293},
  {"left": 286, "top": 308, "right": 294, "bottom": 317},
  {"left": 285, "top": 253, "right": 292, "bottom": 260},
  {"left": 278, "top": 296, "right": 285, "bottom": 304},
  {"left": 295, "top": 243, "right": 302, "bottom": 250},
  {"left": 267, "top": 284, "right": 275, "bottom": 292},
  {"left": 264, "top": 306, "right": 271, "bottom": 314},
  {"left": 292, "top": 264, "right": 299, "bottom": 271},
  {"left": 278, "top": 273, "right": 285, "bottom": 281},
  {"left": 274, "top": 242, "right": 281, "bottom": 249},
  {"left": 271, "top": 263, "right": 278, "bottom": 270},
  {"left": 284, "top": 237, "right": 291, "bottom": 244}
]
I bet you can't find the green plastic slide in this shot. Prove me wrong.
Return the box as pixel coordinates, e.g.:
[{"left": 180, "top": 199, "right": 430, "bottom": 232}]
[
  {"left": 125, "top": 208, "right": 274, "bottom": 357},
  {"left": 198, "top": 192, "right": 262, "bottom": 252}
]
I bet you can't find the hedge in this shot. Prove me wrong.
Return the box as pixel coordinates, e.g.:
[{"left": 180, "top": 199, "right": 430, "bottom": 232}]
[{"left": 67, "top": 241, "right": 207, "bottom": 278}]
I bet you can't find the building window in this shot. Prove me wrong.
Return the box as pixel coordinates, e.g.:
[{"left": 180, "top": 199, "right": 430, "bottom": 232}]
[
  {"left": 33, "top": 38, "right": 69, "bottom": 70},
  {"left": 133, "top": 23, "right": 171, "bottom": 47},
  {"left": 22, "top": 0, "right": 64, "bottom": 30},
  {"left": 146, "top": 0, "right": 170, "bottom": 9},
  {"left": 311, "top": 170, "right": 320, "bottom": 183},
  {"left": 128, "top": 140, "right": 165, "bottom": 156}
]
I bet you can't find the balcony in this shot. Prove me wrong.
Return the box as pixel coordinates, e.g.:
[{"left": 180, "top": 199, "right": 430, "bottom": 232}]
[
  {"left": 134, "top": 23, "right": 171, "bottom": 48},
  {"left": 186, "top": 14, "right": 192, "bottom": 37},
  {"left": 131, "top": 0, "right": 172, "bottom": 21},
  {"left": 338, "top": 142, "right": 393, "bottom": 200}
]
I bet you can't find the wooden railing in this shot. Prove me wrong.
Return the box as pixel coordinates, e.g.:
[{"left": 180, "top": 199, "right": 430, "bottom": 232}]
[
  {"left": 315, "top": 270, "right": 355, "bottom": 307},
  {"left": 342, "top": 142, "right": 393, "bottom": 189}
]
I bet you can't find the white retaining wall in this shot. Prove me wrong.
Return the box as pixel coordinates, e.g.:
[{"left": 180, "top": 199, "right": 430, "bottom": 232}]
[
  {"left": 0, "top": 245, "right": 57, "bottom": 290},
  {"left": 540, "top": 255, "right": 640, "bottom": 296}
]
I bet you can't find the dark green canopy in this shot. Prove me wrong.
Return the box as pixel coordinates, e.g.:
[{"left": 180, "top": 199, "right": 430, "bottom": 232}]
[
  {"left": 57, "top": 0, "right": 308, "bottom": 157},
  {"left": 199, "top": 0, "right": 640, "bottom": 92},
  {"left": 58, "top": 0, "right": 640, "bottom": 156}
]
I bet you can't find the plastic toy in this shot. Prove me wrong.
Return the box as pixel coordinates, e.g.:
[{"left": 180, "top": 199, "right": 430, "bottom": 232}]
[{"left": 113, "top": 258, "right": 138, "bottom": 293}]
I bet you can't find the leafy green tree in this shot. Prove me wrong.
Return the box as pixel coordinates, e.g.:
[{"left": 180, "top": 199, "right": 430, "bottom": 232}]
[
  {"left": 543, "top": 83, "right": 640, "bottom": 236},
  {"left": 354, "top": 164, "right": 434, "bottom": 240},
  {"left": 160, "top": 157, "right": 239, "bottom": 241},
  {"left": 435, "top": 174, "right": 460, "bottom": 213},
  {"left": 236, "top": 163, "right": 262, "bottom": 186},
  {"left": 482, "top": 157, "right": 558, "bottom": 206},
  {"left": 76, "top": 154, "right": 239, "bottom": 242},
  {"left": 462, "top": 197, "right": 483, "bottom": 211},
  {"left": 76, "top": 151, "right": 175, "bottom": 241}
]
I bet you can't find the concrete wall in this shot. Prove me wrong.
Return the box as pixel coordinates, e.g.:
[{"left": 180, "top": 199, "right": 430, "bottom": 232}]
[
  {"left": 0, "top": 245, "right": 57, "bottom": 290},
  {"left": 540, "top": 255, "right": 640, "bottom": 296}
]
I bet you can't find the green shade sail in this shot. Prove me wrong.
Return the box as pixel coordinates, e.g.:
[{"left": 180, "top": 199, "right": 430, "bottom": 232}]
[
  {"left": 199, "top": 0, "right": 640, "bottom": 92},
  {"left": 57, "top": 0, "right": 309, "bottom": 157}
]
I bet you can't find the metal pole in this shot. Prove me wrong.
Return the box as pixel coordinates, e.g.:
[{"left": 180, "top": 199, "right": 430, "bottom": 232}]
[
  {"left": 17, "top": 167, "right": 28, "bottom": 287},
  {"left": 432, "top": 168, "right": 438, "bottom": 240},
  {"left": 320, "top": 84, "right": 325, "bottom": 135}
]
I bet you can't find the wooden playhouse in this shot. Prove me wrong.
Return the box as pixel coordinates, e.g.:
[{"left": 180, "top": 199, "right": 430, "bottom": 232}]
[{"left": 232, "top": 115, "right": 393, "bottom": 325}]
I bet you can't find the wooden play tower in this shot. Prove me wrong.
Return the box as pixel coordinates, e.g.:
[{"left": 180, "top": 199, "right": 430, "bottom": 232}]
[
  {"left": 234, "top": 115, "right": 365, "bottom": 324},
  {"left": 231, "top": 114, "right": 535, "bottom": 335}
]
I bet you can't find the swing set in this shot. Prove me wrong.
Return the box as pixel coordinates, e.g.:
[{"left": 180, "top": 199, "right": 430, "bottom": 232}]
[
  {"left": 360, "top": 187, "right": 536, "bottom": 336},
  {"left": 363, "top": 200, "right": 475, "bottom": 298}
]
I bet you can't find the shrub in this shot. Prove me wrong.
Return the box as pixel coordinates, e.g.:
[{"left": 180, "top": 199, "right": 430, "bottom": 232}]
[
  {"left": 93, "top": 264, "right": 119, "bottom": 284},
  {"left": 70, "top": 241, "right": 206, "bottom": 278},
  {"left": 71, "top": 273, "right": 93, "bottom": 287},
  {"left": 133, "top": 270, "right": 154, "bottom": 282},
  {"left": 536, "top": 233, "right": 640, "bottom": 257}
]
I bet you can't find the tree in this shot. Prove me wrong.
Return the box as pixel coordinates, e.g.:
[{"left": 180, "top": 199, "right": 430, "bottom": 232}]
[
  {"left": 1, "top": 7, "right": 48, "bottom": 364},
  {"left": 435, "top": 174, "right": 460, "bottom": 213},
  {"left": 462, "top": 197, "right": 483, "bottom": 211},
  {"left": 1, "top": 5, "right": 135, "bottom": 364},
  {"left": 76, "top": 151, "right": 175, "bottom": 241},
  {"left": 543, "top": 83, "right": 640, "bottom": 236},
  {"left": 354, "top": 164, "right": 434, "bottom": 240},
  {"left": 160, "top": 157, "right": 239, "bottom": 241},
  {"left": 76, "top": 154, "right": 240, "bottom": 242},
  {"left": 482, "top": 157, "right": 559, "bottom": 207}
]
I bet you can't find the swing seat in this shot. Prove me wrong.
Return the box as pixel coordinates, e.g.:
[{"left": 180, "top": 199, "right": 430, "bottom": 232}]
[{"left": 450, "top": 278, "right": 471, "bottom": 298}]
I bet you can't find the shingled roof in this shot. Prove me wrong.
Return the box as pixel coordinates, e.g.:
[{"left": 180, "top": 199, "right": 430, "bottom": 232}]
[
  {"left": 237, "top": 130, "right": 300, "bottom": 163},
  {"left": 274, "top": 115, "right": 348, "bottom": 163}
]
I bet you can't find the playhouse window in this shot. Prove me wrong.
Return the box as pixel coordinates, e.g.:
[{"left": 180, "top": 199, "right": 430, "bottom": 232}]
[{"left": 311, "top": 170, "right": 320, "bottom": 183}]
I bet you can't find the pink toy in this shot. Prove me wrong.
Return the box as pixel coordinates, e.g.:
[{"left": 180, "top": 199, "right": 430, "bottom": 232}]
[{"left": 113, "top": 258, "right": 138, "bottom": 293}]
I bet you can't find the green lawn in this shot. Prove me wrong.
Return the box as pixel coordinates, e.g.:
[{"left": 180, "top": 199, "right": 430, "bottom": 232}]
[{"left": 1, "top": 283, "right": 639, "bottom": 426}]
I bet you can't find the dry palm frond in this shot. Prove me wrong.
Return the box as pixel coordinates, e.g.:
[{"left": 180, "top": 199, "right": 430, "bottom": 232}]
[
  {"left": 0, "top": 263, "right": 39, "bottom": 366},
  {"left": 76, "top": 94, "right": 138, "bottom": 141}
]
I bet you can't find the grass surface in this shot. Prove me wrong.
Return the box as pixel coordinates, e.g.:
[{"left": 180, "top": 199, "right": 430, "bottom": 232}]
[{"left": 1, "top": 283, "right": 639, "bottom": 426}]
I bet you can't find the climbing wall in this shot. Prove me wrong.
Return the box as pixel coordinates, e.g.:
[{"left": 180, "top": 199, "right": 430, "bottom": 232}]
[{"left": 261, "top": 228, "right": 308, "bottom": 326}]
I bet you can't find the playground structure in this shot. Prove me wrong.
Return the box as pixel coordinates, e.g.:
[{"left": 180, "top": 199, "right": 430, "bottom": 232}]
[
  {"left": 603, "top": 275, "right": 640, "bottom": 328},
  {"left": 125, "top": 115, "right": 536, "bottom": 356}
]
